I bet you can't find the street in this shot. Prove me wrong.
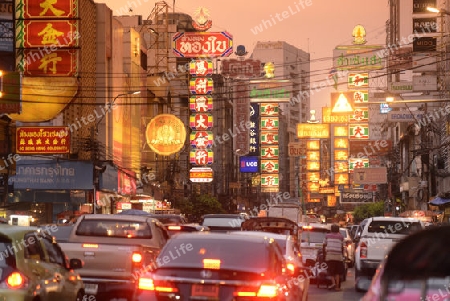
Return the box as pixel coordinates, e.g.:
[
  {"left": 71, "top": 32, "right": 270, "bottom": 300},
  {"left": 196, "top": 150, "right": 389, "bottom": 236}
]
[{"left": 308, "top": 268, "right": 366, "bottom": 301}]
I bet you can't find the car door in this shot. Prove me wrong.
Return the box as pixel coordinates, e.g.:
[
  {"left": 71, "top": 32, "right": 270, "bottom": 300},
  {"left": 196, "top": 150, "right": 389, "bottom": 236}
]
[
  {"left": 23, "top": 232, "right": 63, "bottom": 300},
  {"left": 40, "top": 234, "right": 79, "bottom": 300}
]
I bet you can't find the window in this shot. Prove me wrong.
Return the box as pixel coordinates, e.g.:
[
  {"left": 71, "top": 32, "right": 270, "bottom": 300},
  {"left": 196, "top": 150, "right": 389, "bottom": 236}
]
[
  {"left": 24, "top": 233, "right": 45, "bottom": 261},
  {"left": 41, "top": 236, "right": 65, "bottom": 266},
  {"left": 0, "top": 237, "right": 16, "bottom": 268},
  {"left": 76, "top": 219, "right": 152, "bottom": 238}
]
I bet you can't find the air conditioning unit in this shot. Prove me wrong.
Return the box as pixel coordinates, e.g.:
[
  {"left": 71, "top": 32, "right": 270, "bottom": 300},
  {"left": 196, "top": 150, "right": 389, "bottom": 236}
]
[{"left": 420, "top": 181, "right": 428, "bottom": 188}]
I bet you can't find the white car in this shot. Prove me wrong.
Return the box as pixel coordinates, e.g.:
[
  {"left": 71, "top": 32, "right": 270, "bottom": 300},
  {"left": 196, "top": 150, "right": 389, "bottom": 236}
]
[{"left": 340, "top": 227, "right": 355, "bottom": 268}]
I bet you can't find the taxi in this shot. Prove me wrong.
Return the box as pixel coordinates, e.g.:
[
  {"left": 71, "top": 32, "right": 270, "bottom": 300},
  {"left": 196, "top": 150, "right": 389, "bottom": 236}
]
[{"left": 0, "top": 225, "right": 85, "bottom": 301}]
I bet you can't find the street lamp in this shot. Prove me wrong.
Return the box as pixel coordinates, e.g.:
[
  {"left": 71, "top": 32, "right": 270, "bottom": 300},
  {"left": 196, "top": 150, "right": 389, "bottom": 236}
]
[
  {"left": 426, "top": 6, "right": 450, "bottom": 15},
  {"left": 91, "top": 90, "right": 141, "bottom": 214}
]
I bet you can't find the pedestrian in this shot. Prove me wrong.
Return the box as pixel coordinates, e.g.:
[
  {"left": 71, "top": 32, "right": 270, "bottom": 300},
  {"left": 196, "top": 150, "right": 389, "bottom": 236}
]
[{"left": 323, "top": 223, "right": 345, "bottom": 291}]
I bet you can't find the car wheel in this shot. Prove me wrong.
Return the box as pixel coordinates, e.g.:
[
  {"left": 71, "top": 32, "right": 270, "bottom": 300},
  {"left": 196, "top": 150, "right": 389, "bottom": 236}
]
[{"left": 75, "top": 291, "right": 84, "bottom": 301}]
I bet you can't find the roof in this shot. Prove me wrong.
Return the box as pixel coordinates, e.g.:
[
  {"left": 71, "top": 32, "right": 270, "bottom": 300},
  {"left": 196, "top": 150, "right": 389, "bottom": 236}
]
[
  {"left": 81, "top": 214, "right": 156, "bottom": 222},
  {"left": 0, "top": 225, "right": 40, "bottom": 239},
  {"left": 228, "top": 230, "right": 290, "bottom": 241},
  {"left": 202, "top": 214, "right": 244, "bottom": 218},
  {"left": 167, "top": 231, "right": 272, "bottom": 243}
]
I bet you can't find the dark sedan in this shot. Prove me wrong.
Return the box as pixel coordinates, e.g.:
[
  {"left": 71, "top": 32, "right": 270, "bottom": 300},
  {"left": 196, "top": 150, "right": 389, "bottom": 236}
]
[{"left": 134, "top": 232, "right": 298, "bottom": 300}]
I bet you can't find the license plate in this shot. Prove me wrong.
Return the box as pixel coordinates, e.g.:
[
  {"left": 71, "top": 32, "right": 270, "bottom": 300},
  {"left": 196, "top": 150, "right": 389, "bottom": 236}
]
[
  {"left": 84, "top": 283, "right": 98, "bottom": 295},
  {"left": 191, "top": 284, "right": 219, "bottom": 297}
]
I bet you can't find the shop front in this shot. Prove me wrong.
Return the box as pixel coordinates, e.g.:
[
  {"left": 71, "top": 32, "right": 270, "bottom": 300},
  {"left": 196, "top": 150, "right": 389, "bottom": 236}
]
[{"left": 7, "top": 157, "right": 93, "bottom": 224}]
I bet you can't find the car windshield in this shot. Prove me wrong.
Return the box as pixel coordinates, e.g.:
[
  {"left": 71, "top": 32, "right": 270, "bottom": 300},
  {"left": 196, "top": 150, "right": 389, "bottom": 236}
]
[
  {"left": 302, "top": 229, "right": 329, "bottom": 243},
  {"left": 48, "top": 225, "right": 74, "bottom": 243},
  {"left": 154, "top": 216, "right": 185, "bottom": 225},
  {"left": 202, "top": 217, "right": 244, "bottom": 228},
  {"left": 367, "top": 221, "right": 422, "bottom": 235},
  {"left": 76, "top": 219, "right": 152, "bottom": 238},
  {"left": 0, "top": 238, "right": 16, "bottom": 268},
  {"left": 158, "top": 236, "right": 269, "bottom": 272}
]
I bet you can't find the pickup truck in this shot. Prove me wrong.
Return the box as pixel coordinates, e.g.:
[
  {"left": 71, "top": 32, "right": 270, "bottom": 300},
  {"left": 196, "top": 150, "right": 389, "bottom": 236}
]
[
  {"left": 353, "top": 216, "right": 424, "bottom": 292},
  {"left": 54, "top": 214, "right": 170, "bottom": 301}
]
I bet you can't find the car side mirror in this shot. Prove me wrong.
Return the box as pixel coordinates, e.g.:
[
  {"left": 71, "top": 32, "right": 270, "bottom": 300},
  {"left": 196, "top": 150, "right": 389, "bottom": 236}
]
[{"left": 69, "top": 258, "right": 84, "bottom": 270}]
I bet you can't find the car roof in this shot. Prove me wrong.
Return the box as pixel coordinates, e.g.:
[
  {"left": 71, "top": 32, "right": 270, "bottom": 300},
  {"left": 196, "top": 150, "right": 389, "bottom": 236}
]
[
  {"left": 229, "top": 230, "right": 292, "bottom": 242},
  {"left": 166, "top": 231, "right": 272, "bottom": 243},
  {"left": 202, "top": 214, "right": 244, "bottom": 218},
  {"left": 80, "top": 214, "right": 157, "bottom": 222},
  {"left": 369, "top": 216, "right": 422, "bottom": 222},
  {"left": 0, "top": 225, "right": 40, "bottom": 239}
]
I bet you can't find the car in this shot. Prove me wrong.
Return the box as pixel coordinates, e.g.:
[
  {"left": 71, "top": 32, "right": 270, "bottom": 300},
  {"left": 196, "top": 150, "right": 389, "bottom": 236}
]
[
  {"left": 340, "top": 227, "right": 355, "bottom": 268},
  {"left": 230, "top": 230, "right": 310, "bottom": 301},
  {"left": 199, "top": 213, "right": 248, "bottom": 232},
  {"left": 301, "top": 223, "right": 347, "bottom": 282},
  {"left": 151, "top": 214, "right": 188, "bottom": 225},
  {"left": 134, "top": 232, "right": 299, "bottom": 301},
  {"left": 353, "top": 216, "right": 424, "bottom": 292},
  {"left": 0, "top": 224, "right": 85, "bottom": 301},
  {"left": 165, "top": 224, "right": 209, "bottom": 236},
  {"left": 362, "top": 225, "right": 450, "bottom": 301}
]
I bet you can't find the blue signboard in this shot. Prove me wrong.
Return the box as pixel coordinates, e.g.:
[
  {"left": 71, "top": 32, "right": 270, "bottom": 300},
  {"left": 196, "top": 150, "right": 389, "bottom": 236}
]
[
  {"left": 99, "top": 163, "right": 118, "bottom": 192},
  {"left": 248, "top": 103, "right": 260, "bottom": 156},
  {"left": 240, "top": 156, "right": 259, "bottom": 173},
  {"left": 9, "top": 159, "right": 94, "bottom": 190}
]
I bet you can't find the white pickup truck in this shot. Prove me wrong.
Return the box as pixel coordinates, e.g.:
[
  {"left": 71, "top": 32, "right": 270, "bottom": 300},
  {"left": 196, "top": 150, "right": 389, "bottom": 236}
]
[{"left": 353, "top": 216, "right": 424, "bottom": 292}]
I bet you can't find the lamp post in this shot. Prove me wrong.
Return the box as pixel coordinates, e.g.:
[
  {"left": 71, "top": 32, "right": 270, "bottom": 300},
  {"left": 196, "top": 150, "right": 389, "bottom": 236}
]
[{"left": 91, "top": 90, "right": 141, "bottom": 214}]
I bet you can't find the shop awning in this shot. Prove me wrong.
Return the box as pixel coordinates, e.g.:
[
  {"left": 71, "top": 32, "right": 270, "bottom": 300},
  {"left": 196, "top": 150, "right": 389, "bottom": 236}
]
[{"left": 429, "top": 197, "right": 450, "bottom": 206}]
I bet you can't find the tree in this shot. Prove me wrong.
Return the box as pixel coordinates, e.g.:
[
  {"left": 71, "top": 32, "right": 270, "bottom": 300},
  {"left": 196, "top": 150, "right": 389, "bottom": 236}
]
[
  {"left": 353, "top": 201, "right": 385, "bottom": 223},
  {"left": 175, "top": 193, "right": 225, "bottom": 222}
]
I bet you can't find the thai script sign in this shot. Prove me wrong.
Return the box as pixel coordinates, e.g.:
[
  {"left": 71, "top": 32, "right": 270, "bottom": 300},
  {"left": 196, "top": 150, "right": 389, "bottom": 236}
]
[
  {"left": 16, "top": 126, "right": 70, "bottom": 154},
  {"left": 172, "top": 31, "right": 233, "bottom": 58},
  {"left": 221, "top": 58, "right": 261, "bottom": 78},
  {"left": 145, "top": 114, "right": 187, "bottom": 156},
  {"left": 10, "top": 159, "right": 93, "bottom": 190},
  {"left": 297, "top": 123, "right": 330, "bottom": 139},
  {"left": 333, "top": 45, "right": 384, "bottom": 70},
  {"left": 340, "top": 191, "right": 374, "bottom": 203},
  {"left": 189, "top": 167, "right": 213, "bottom": 183}
]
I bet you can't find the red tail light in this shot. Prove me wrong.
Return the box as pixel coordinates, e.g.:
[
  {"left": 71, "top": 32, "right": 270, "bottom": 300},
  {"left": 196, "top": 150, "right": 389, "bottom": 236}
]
[
  {"left": 132, "top": 252, "right": 143, "bottom": 264},
  {"left": 360, "top": 242, "right": 367, "bottom": 259},
  {"left": 257, "top": 284, "right": 278, "bottom": 297},
  {"left": 138, "top": 277, "right": 179, "bottom": 293},
  {"left": 233, "top": 284, "right": 279, "bottom": 297},
  {"left": 6, "top": 272, "right": 27, "bottom": 289},
  {"left": 286, "top": 263, "right": 296, "bottom": 275}
]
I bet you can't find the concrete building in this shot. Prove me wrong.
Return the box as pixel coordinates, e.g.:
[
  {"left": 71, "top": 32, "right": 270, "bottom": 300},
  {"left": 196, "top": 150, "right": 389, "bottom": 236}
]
[{"left": 251, "top": 41, "right": 311, "bottom": 201}]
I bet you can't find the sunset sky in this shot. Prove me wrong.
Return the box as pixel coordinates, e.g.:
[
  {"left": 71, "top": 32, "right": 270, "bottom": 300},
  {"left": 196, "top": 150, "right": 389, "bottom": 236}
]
[{"left": 97, "top": 0, "right": 390, "bottom": 111}]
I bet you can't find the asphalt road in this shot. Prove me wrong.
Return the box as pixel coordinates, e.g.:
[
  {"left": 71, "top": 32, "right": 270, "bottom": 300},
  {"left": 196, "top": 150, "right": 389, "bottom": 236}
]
[{"left": 308, "top": 268, "right": 366, "bottom": 301}]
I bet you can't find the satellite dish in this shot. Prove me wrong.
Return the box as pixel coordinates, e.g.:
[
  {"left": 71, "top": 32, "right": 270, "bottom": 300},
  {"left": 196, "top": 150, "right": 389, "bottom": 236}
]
[{"left": 235, "top": 45, "right": 248, "bottom": 57}]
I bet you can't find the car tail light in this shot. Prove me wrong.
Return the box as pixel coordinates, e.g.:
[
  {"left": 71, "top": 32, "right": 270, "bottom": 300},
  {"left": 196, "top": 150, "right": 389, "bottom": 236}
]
[
  {"left": 302, "top": 225, "right": 312, "bottom": 230},
  {"left": 82, "top": 243, "right": 98, "bottom": 248},
  {"left": 203, "top": 258, "right": 221, "bottom": 269},
  {"left": 167, "top": 225, "right": 181, "bottom": 230},
  {"left": 6, "top": 272, "right": 27, "bottom": 289},
  {"left": 257, "top": 284, "right": 278, "bottom": 297},
  {"left": 138, "top": 278, "right": 179, "bottom": 293},
  {"left": 286, "top": 263, "right": 295, "bottom": 275},
  {"left": 138, "top": 277, "right": 155, "bottom": 290},
  {"left": 132, "top": 252, "right": 143, "bottom": 264},
  {"left": 233, "top": 284, "right": 278, "bottom": 298},
  {"left": 360, "top": 242, "right": 367, "bottom": 259}
]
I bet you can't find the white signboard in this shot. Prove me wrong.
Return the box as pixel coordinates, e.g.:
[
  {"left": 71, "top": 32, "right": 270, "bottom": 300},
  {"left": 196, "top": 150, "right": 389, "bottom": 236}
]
[
  {"left": 353, "top": 167, "right": 387, "bottom": 184},
  {"left": 413, "top": 75, "right": 437, "bottom": 91},
  {"left": 387, "top": 111, "right": 425, "bottom": 122},
  {"left": 412, "top": 54, "right": 437, "bottom": 72}
]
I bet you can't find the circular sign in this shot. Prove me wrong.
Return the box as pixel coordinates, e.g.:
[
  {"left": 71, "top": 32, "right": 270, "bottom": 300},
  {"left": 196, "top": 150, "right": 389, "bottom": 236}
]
[{"left": 145, "top": 114, "right": 187, "bottom": 156}]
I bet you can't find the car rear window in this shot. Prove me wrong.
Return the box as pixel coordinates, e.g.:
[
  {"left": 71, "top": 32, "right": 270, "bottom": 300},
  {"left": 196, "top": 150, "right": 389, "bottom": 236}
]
[
  {"left": 158, "top": 237, "right": 269, "bottom": 272},
  {"left": 302, "top": 228, "right": 329, "bottom": 243},
  {"left": 0, "top": 238, "right": 16, "bottom": 268},
  {"left": 202, "top": 217, "right": 244, "bottom": 228},
  {"left": 76, "top": 219, "right": 152, "bottom": 238},
  {"left": 367, "top": 221, "right": 422, "bottom": 235},
  {"left": 47, "top": 225, "right": 74, "bottom": 243}
]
